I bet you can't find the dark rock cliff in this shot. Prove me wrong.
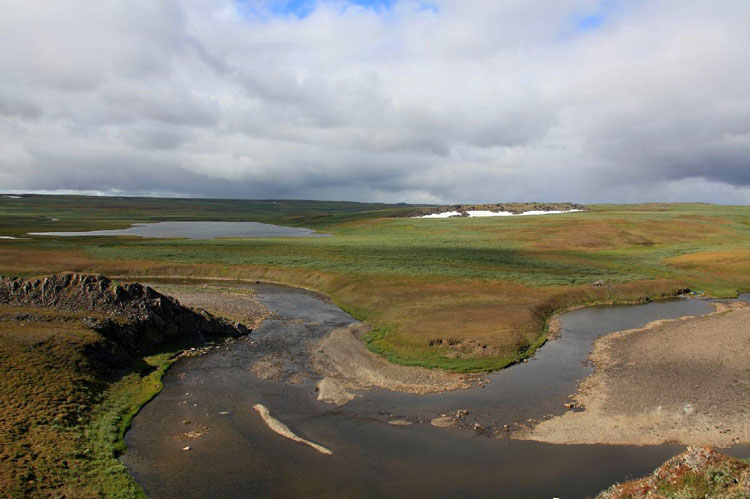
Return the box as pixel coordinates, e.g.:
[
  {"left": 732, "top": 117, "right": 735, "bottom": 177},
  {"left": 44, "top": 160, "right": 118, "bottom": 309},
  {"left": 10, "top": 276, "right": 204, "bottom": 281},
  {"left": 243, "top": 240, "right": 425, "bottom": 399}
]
[{"left": 0, "top": 273, "right": 249, "bottom": 371}]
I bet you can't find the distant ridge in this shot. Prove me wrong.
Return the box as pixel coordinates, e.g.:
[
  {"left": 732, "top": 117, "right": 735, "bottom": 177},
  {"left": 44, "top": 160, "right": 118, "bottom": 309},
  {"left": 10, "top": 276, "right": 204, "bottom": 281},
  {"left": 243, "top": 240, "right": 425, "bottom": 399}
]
[{"left": 406, "top": 202, "right": 585, "bottom": 218}]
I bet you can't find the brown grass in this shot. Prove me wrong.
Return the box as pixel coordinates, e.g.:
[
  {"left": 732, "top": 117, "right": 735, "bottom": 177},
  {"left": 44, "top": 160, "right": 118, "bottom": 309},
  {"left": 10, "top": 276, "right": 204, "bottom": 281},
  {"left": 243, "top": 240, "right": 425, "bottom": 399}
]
[
  {"left": 666, "top": 249, "right": 750, "bottom": 277},
  {"left": 0, "top": 308, "right": 106, "bottom": 496},
  {"left": 0, "top": 245, "right": 692, "bottom": 371},
  {"left": 1, "top": 203, "right": 748, "bottom": 371}
]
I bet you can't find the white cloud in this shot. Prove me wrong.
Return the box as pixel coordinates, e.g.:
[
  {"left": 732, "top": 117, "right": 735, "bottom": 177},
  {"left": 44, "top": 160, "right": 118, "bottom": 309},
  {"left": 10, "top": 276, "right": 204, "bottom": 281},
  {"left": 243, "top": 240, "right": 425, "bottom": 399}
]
[{"left": 0, "top": 0, "right": 748, "bottom": 203}]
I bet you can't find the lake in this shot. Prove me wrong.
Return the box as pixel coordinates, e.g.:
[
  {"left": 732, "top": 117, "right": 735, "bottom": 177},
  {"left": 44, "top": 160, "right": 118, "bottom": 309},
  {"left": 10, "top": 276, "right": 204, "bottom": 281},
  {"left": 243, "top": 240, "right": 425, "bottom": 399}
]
[{"left": 28, "top": 221, "right": 329, "bottom": 240}]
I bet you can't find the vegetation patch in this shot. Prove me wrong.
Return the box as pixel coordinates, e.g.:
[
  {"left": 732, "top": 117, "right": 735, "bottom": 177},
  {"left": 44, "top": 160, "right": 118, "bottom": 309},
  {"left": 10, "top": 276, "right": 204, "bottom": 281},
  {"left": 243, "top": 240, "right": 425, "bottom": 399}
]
[{"left": 598, "top": 447, "right": 750, "bottom": 498}]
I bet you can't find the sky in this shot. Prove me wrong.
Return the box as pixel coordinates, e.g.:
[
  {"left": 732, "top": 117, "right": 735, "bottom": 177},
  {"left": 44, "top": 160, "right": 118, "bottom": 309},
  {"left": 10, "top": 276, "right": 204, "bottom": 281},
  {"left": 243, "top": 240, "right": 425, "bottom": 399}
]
[{"left": 1, "top": 0, "right": 749, "bottom": 204}]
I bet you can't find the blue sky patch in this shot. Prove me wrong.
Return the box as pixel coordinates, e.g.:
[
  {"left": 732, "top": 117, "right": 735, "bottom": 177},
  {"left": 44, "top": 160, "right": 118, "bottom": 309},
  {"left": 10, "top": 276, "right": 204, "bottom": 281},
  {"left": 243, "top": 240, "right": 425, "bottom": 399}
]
[
  {"left": 270, "top": 0, "right": 316, "bottom": 18},
  {"left": 349, "top": 0, "right": 396, "bottom": 11},
  {"left": 575, "top": 12, "right": 605, "bottom": 31},
  {"left": 572, "top": 0, "right": 621, "bottom": 32},
  {"left": 236, "top": 0, "right": 437, "bottom": 20}
]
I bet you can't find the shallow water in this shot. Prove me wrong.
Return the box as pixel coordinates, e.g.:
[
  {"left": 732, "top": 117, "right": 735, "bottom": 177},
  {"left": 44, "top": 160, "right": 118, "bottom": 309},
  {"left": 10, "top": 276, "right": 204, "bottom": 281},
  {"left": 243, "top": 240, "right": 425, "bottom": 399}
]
[
  {"left": 29, "top": 221, "right": 329, "bottom": 239},
  {"left": 122, "top": 284, "right": 747, "bottom": 498}
]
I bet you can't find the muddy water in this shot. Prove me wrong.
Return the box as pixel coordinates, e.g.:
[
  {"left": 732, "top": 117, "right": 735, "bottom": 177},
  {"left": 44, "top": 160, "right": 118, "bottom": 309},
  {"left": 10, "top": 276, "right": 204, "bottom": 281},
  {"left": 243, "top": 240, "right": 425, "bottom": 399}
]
[{"left": 121, "top": 284, "right": 747, "bottom": 498}]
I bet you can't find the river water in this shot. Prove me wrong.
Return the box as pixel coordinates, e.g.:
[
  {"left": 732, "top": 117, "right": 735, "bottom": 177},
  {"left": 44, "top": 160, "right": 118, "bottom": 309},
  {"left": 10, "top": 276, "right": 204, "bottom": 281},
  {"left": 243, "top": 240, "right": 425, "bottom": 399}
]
[{"left": 121, "top": 283, "right": 748, "bottom": 498}]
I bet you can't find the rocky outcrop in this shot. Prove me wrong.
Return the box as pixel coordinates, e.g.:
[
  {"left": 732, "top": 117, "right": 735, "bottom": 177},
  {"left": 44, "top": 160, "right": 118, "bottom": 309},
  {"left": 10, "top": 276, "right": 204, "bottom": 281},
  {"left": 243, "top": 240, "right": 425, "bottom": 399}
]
[
  {"left": 597, "top": 447, "right": 750, "bottom": 498},
  {"left": 0, "top": 273, "right": 249, "bottom": 369}
]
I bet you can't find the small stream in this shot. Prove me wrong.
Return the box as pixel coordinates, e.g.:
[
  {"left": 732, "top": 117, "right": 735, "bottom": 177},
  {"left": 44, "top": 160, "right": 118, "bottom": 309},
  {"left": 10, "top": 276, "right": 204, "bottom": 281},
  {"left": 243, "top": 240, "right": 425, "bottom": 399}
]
[{"left": 121, "top": 283, "right": 749, "bottom": 498}]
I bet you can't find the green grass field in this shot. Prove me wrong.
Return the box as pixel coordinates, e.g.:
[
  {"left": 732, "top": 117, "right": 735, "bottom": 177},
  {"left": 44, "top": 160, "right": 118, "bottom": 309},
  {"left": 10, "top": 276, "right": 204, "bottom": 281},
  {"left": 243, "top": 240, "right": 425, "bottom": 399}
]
[{"left": 2, "top": 195, "right": 749, "bottom": 371}]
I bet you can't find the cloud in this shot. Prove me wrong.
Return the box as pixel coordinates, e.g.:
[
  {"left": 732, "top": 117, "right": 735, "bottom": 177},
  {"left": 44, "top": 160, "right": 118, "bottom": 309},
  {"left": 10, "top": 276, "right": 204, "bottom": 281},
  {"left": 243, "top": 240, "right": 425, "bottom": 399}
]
[{"left": 0, "top": 0, "right": 748, "bottom": 203}]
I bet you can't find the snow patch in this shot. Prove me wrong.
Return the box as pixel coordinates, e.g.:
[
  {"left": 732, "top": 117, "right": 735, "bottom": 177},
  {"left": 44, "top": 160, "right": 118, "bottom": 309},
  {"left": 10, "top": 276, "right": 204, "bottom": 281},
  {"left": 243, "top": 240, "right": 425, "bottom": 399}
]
[
  {"left": 416, "top": 211, "right": 462, "bottom": 218},
  {"left": 466, "top": 210, "right": 514, "bottom": 217}
]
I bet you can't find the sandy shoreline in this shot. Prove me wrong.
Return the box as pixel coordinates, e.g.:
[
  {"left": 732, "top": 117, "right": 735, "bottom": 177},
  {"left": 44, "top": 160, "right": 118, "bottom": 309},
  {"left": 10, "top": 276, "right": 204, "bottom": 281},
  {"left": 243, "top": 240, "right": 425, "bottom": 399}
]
[
  {"left": 151, "top": 280, "right": 471, "bottom": 402},
  {"left": 312, "top": 324, "right": 471, "bottom": 405},
  {"left": 146, "top": 283, "right": 270, "bottom": 330},
  {"left": 117, "top": 274, "right": 339, "bottom": 305},
  {"left": 516, "top": 302, "right": 750, "bottom": 446}
]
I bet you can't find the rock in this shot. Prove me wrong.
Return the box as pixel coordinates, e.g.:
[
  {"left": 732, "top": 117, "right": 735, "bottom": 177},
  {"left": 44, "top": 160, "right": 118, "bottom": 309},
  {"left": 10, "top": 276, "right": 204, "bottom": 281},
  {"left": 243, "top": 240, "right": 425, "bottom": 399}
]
[
  {"left": 388, "top": 419, "right": 413, "bottom": 426},
  {"left": 596, "top": 447, "right": 750, "bottom": 498},
  {"left": 430, "top": 416, "right": 456, "bottom": 428},
  {"left": 316, "top": 377, "right": 356, "bottom": 406},
  {"left": 182, "top": 446, "right": 191, "bottom": 451}
]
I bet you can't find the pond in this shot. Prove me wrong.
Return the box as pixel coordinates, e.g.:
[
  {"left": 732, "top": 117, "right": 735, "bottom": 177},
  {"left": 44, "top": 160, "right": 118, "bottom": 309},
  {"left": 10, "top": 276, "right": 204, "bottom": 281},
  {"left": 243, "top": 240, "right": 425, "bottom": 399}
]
[{"left": 28, "top": 221, "right": 329, "bottom": 240}]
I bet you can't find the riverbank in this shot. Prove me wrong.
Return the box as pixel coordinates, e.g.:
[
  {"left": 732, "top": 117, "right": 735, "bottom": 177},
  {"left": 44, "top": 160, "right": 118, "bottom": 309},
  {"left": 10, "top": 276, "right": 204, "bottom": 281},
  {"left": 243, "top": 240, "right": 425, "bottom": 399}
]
[
  {"left": 144, "top": 280, "right": 681, "bottom": 402},
  {"left": 517, "top": 302, "right": 750, "bottom": 446},
  {"left": 0, "top": 274, "right": 254, "bottom": 496},
  {"left": 130, "top": 274, "right": 700, "bottom": 380},
  {"left": 312, "top": 324, "right": 471, "bottom": 404},
  {"left": 140, "top": 282, "right": 269, "bottom": 330},
  {"left": 146, "top": 282, "right": 472, "bottom": 401}
]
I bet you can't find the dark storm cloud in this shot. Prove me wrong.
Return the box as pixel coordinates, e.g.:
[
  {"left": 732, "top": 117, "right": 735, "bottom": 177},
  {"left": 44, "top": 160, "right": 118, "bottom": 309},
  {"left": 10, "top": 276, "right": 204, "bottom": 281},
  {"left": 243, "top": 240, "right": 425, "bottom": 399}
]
[{"left": 0, "top": 0, "right": 749, "bottom": 203}]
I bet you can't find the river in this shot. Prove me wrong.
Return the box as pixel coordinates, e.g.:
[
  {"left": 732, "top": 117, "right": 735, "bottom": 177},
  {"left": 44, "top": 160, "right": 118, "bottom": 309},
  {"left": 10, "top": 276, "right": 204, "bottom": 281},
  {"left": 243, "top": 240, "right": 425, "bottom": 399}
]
[{"left": 121, "top": 282, "right": 748, "bottom": 498}]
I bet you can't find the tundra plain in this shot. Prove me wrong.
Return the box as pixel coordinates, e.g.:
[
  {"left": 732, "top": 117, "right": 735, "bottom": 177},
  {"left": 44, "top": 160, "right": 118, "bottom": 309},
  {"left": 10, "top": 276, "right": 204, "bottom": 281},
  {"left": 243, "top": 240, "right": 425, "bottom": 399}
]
[
  {"left": 1, "top": 195, "right": 750, "bottom": 496},
  {"left": 2, "top": 196, "right": 749, "bottom": 372}
]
